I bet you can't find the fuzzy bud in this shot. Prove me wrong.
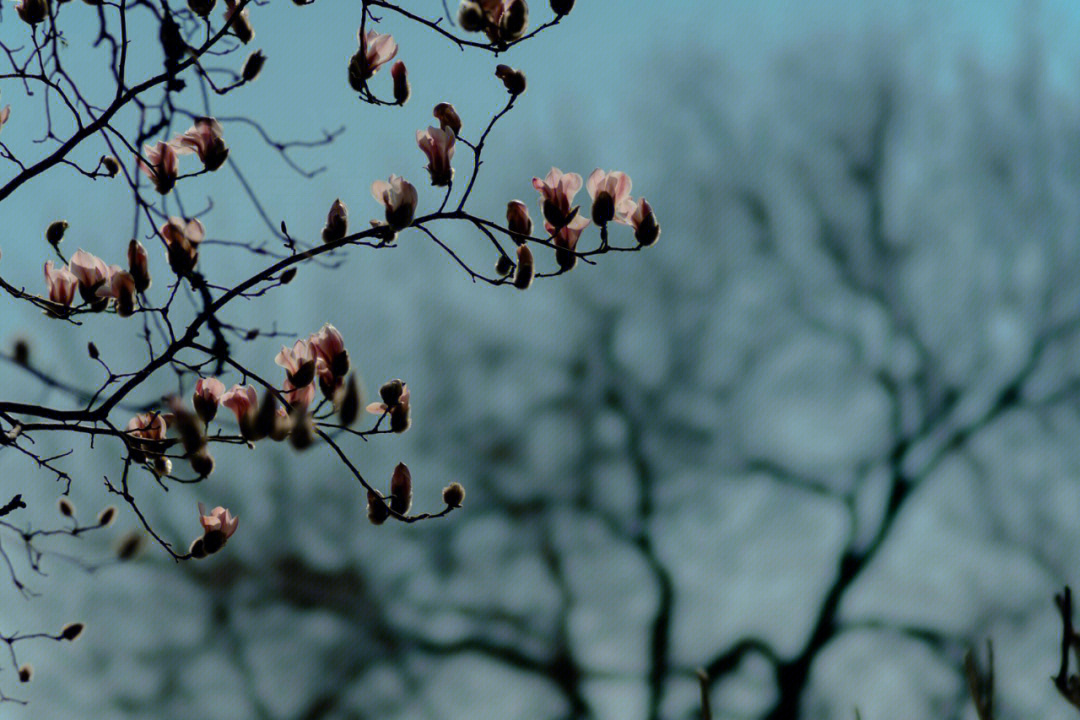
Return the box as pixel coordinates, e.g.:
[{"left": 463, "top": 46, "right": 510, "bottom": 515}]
[
  {"left": 17, "top": 664, "right": 32, "bottom": 683},
  {"left": 507, "top": 200, "right": 533, "bottom": 237},
  {"left": 495, "top": 254, "right": 514, "bottom": 276},
  {"left": 389, "top": 404, "right": 411, "bottom": 433},
  {"left": 289, "top": 411, "right": 315, "bottom": 450},
  {"left": 495, "top": 64, "right": 527, "bottom": 95},
  {"left": 635, "top": 211, "right": 661, "bottom": 247},
  {"left": 128, "top": 239, "right": 151, "bottom": 293},
  {"left": 13, "top": 338, "right": 30, "bottom": 367},
  {"left": 391, "top": 61, "right": 410, "bottom": 105},
  {"left": 60, "top": 622, "right": 84, "bottom": 642},
  {"left": 97, "top": 505, "right": 117, "bottom": 527},
  {"left": 101, "top": 155, "right": 121, "bottom": 177},
  {"left": 187, "top": 0, "right": 215, "bottom": 16},
  {"left": 17, "top": 0, "right": 48, "bottom": 24},
  {"left": 367, "top": 490, "right": 390, "bottom": 525},
  {"left": 115, "top": 531, "right": 145, "bottom": 561},
  {"left": 513, "top": 244, "right": 534, "bottom": 289},
  {"left": 190, "top": 448, "right": 215, "bottom": 477},
  {"left": 549, "top": 0, "right": 573, "bottom": 15},
  {"left": 188, "top": 536, "right": 207, "bottom": 559},
  {"left": 499, "top": 0, "right": 528, "bottom": 41},
  {"left": 442, "top": 481, "right": 465, "bottom": 508},
  {"left": 379, "top": 379, "right": 404, "bottom": 406},
  {"left": 227, "top": 8, "right": 254, "bottom": 43},
  {"left": 242, "top": 50, "right": 266, "bottom": 82},
  {"left": 389, "top": 462, "right": 413, "bottom": 515},
  {"left": 87, "top": 342, "right": 99, "bottom": 360},
  {"left": 321, "top": 199, "right": 349, "bottom": 244},
  {"left": 46, "top": 220, "right": 68, "bottom": 246},
  {"left": 433, "top": 103, "right": 462, "bottom": 137},
  {"left": 58, "top": 497, "right": 75, "bottom": 518},
  {"left": 153, "top": 456, "right": 173, "bottom": 477},
  {"left": 338, "top": 375, "right": 361, "bottom": 426},
  {"left": 457, "top": 0, "right": 485, "bottom": 32}
]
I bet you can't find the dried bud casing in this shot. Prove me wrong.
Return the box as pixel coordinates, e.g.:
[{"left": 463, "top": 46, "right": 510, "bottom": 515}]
[
  {"left": 513, "top": 244, "right": 534, "bottom": 289},
  {"left": 392, "top": 61, "right": 410, "bottom": 105},
  {"left": 390, "top": 462, "right": 413, "bottom": 515},
  {"left": 46, "top": 220, "right": 68, "bottom": 246},
  {"left": 495, "top": 64, "right": 527, "bottom": 95},
  {"left": 338, "top": 375, "right": 361, "bottom": 426},
  {"left": 549, "top": 0, "right": 574, "bottom": 15},
  {"left": 442, "top": 481, "right": 465, "bottom": 508},
  {"left": 433, "top": 103, "right": 463, "bottom": 136},
  {"left": 242, "top": 50, "right": 266, "bottom": 82},
  {"left": 367, "top": 490, "right": 390, "bottom": 525}
]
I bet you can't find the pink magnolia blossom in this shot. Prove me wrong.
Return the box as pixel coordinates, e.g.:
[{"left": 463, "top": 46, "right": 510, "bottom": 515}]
[
  {"left": 625, "top": 197, "right": 660, "bottom": 246},
  {"left": 356, "top": 30, "right": 398, "bottom": 80},
  {"left": 173, "top": 117, "right": 229, "bottom": 171},
  {"left": 43, "top": 261, "right": 78, "bottom": 307},
  {"left": 127, "top": 239, "right": 151, "bottom": 293},
  {"left": 506, "top": 200, "right": 533, "bottom": 237},
  {"left": 198, "top": 502, "right": 238, "bottom": 539},
  {"left": 160, "top": 217, "right": 205, "bottom": 276},
  {"left": 0, "top": 104, "right": 9, "bottom": 134},
  {"left": 532, "top": 167, "right": 582, "bottom": 227},
  {"left": 220, "top": 384, "right": 257, "bottom": 423},
  {"left": 416, "top": 126, "right": 456, "bottom": 186},
  {"left": 309, "top": 324, "right": 349, "bottom": 379},
  {"left": 125, "top": 412, "right": 167, "bottom": 442},
  {"left": 545, "top": 213, "right": 590, "bottom": 252},
  {"left": 586, "top": 169, "right": 633, "bottom": 225},
  {"left": 95, "top": 268, "right": 137, "bottom": 317},
  {"left": 68, "top": 250, "right": 111, "bottom": 290},
  {"left": 193, "top": 377, "right": 226, "bottom": 423},
  {"left": 138, "top": 141, "right": 179, "bottom": 194},
  {"left": 275, "top": 338, "right": 317, "bottom": 386},
  {"left": 370, "top": 174, "right": 418, "bottom": 230},
  {"left": 284, "top": 378, "right": 315, "bottom": 410}
]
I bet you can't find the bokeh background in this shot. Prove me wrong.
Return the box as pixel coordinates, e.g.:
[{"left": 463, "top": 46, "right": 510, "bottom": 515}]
[{"left": 4, "top": 0, "right": 1080, "bottom": 718}]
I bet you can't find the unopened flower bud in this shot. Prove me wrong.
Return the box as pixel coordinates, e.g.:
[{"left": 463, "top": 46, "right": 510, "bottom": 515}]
[
  {"left": 338, "top": 375, "right": 361, "bottom": 426},
  {"left": 115, "top": 531, "right": 145, "bottom": 561},
  {"left": 513, "top": 244, "right": 534, "bottom": 289},
  {"left": 101, "top": 155, "right": 121, "bottom": 177},
  {"left": 187, "top": 0, "right": 215, "bottom": 16},
  {"left": 347, "top": 51, "right": 368, "bottom": 92},
  {"left": 389, "top": 404, "right": 411, "bottom": 433},
  {"left": 457, "top": 0, "right": 485, "bottom": 31},
  {"left": 97, "top": 505, "right": 117, "bottom": 526},
  {"left": 188, "top": 536, "right": 207, "bottom": 559},
  {"left": 495, "top": 64, "right": 527, "bottom": 95},
  {"left": 635, "top": 211, "right": 660, "bottom": 246},
  {"left": 390, "top": 462, "right": 413, "bottom": 515},
  {"left": 46, "top": 220, "right": 68, "bottom": 246},
  {"left": 201, "top": 529, "right": 225, "bottom": 554},
  {"left": 442, "top": 481, "right": 465, "bottom": 508},
  {"left": 110, "top": 271, "right": 138, "bottom": 317},
  {"left": 289, "top": 411, "right": 315, "bottom": 450},
  {"left": 367, "top": 489, "right": 390, "bottom": 525},
  {"left": 555, "top": 246, "right": 576, "bottom": 271},
  {"left": 504, "top": 203, "right": 532, "bottom": 241},
  {"left": 190, "top": 448, "right": 215, "bottom": 477},
  {"left": 379, "top": 379, "right": 404, "bottom": 406},
  {"left": 433, "top": 103, "right": 462, "bottom": 136},
  {"left": 499, "top": 0, "right": 528, "bottom": 41},
  {"left": 17, "top": 0, "right": 48, "bottom": 24},
  {"left": 549, "top": 0, "right": 574, "bottom": 15},
  {"left": 331, "top": 349, "right": 351, "bottom": 379},
  {"left": 391, "top": 61, "right": 410, "bottom": 105},
  {"left": 153, "top": 456, "right": 173, "bottom": 477},
  {"left": 87, "top": 342, "right": 99, "bottom": 360},
  {"left": 321, "top": 199, "right": 349, "bottom": 244},
  {"left": 17, "top": 664, "right": 33, "bottom": 683},
  {"left": 128, "top": 239, "right": 151, "bottom": 293},
  {"left": 58, "top": 497, "right": 75, "bottom": 518},
  {"left": 241, "top": 50, "right": 266, "bottom": 82},
  {"left": 60, "top": 622, "right": 84, "bottom": 641},
  {"left": 495, "top": 254, "right": 514, "bottom": 276},
  {"left": 228, "top": 8, "right": 254, "bottom": 43}
]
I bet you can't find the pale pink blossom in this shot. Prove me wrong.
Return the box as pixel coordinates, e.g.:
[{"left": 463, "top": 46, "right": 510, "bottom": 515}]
[
  {"left": 95, "top": 269, "right": 137, "bottom": 316},
  {"left": 160, "top": 217, "right": 205, "bottom": 276},
  {"left": 625, "top": 197, "right": 660, "bottom": 245},
  {"left": 125, "top": 412, "right": 167, "bottom": 442},
  {"left": 43, "top": 261, "right": 78, "bottom": 307},
  {"left": 198, "top": 502, "right": 239, "bottom": 539},
  {"left": 275, "top": 338, "right": 316, "bottom": 384},
  {"left": 68, "top": 250, "right": 112, "bottom": 290},
  {"left": 370, "top": 175, "right": 418, "bottom": 230},
  {"left": 357, "top": 30, "right": 398, "bottom": 79},
  {"left": 220, "top": 384, "right": 257, "bottom": 423},
  {"left": 586, "top": 169, "right": 633, "bottom": 224},
  {"left": 284, "top": 378, "right": 315, "bottom": 409},
  {"left": 193, "top": 377, "right": 226, "bottom": 424},
  {"left": 416, "top": 126, "right": 456, "bottom": 186},
  {"left": 172, "top": 117, "right": 229, "bottom": 171},
  {"left": 544, "top": 213, "right": 590, "bottom": 253},
  {"left": 309, "top": 324, "right": 348, "bottom": 377},
  {"left": 138, "top": 141, "right": 179, "bottom": 194},
  {"left": 532, "top": 167, "right": 582, "bottom": 226}
]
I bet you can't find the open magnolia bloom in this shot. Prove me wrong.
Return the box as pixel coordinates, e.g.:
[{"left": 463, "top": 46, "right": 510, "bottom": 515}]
[
  {"left": 532, "top": 167, "right": 583, "bottom": 227},
  {"left": 172, "top": 117, "right": 229, "bottom": 171},
  {"left": 624, "top": 197, "right": 660, "bottom": 246},
  {"left": 160, "top": 217, "right": 205, "bottom": 277},
  {"left": 416, "top": 126, "right": 455, "bottom": 186},
  {"left": 371, "top": 175, "right": 418, "bottom": 230},
  {"left": 138, "top": 141, "right": 179, "bottom": 194},
  {"left": 275, "top": 338, "right": 317, "bottom": 387},
  {"left": 309, "top": 324, "right": 349, "bottom": 378},
  {"left": 220, "top": 384, "right": 258, "bottom": 423},
  {"left": 586, "top": 169, "right": 633, "bottom": 225},
  {"left": 43, "top": 261, "right": 78, "bottom": 307},
  {"left": 125, "top": 412, "right": 168, "bottom": 443},
  {"left": 197, "top": 503, "right": 238, "bottom": 554},
  {"left": 193, "top": 377, "right": 226, "bottom": 423},
  {"left": 349, "top": 30, "right": 398, "bottom": 89}
]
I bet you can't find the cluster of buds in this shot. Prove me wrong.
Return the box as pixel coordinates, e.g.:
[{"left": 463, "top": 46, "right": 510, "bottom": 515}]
[
  {"left": 457, "top": 0, "right": 529, "bottom": 44},
  {"left": 160, "top": 216, "right": 205, "bottom": 277},
  {"left": 275, "top": 323, "right": 351, "bottom": 408},
  {"left": 137, "top": 118, "right": 228, "bottom": 194},
  {"left": 366, "top": 378, "right": 411, "bottom": 433},
  {"left": 42, "top": 246, "right": 148, "bottom": 317},
  {"left": 189, "top": 503, "right": 238, "bottom": 558},
  {"left": 366, "top": 462, "right": 412, "bottom": 524}
]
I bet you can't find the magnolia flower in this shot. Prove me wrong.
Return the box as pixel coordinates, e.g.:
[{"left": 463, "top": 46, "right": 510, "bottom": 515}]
[
  {"left": 193, "top": 377, "right": 226, "bottom": 423},
  {"left": 625, "top": 197, "right": 660, "bottom": 246},
  {"left": 173, "top": 117, "right": 229, "bottom": 171},
  {"left": 96, "top": 269, "right": 137, "bottom": 317},
  {"left": 160, "top": 217, "right": 205, "bottom": 277},
  {"left": 371, "top": 175, "right": 418, "bottom": 230},
  {"left": 223, "top": 0, "right": 253, "bottom": 43},
  {"left": 220, "top": 384, "right": 258, "bottom": 423},
  {"left": 358, "top": 30, "right": 398, "bottom": 79},
  {"left": 309, "top": 324, "right": 349, "bottom": 379},
  {"left": 322, "top": 199, "right": 349, "bottom": 244},
  {"left": 197, "top": 502, "right": 238, "bottom": 554},
  {"left": 0, "top": 104, "right": 9, "bottom": 134},
  {"left": 68, "top": 250, "right": 111, "bottom": 290},
  {"left": 125, "top": 412, "right": 167, "bottom": 442},
  {"left": 43, "top": 261, "right": 78, "bottom": 308},
  {"left": 127, "top": 239, "right": 151, "bottom": 293},
  {"left": 284, "top": 378, "right": 315, "bottom": 410},
  {"left": 275, "top": 338, "right": 316, "bottom": 387},
  {"left": 586, "top": 169, "right": 633, "bottom": 225},
  {"left": 532, "top": 167, "right": 582, "bottom": 227},
  {"left": 138, "top": 142, "right": 179, "bottom": 194},
  {"left": 513, "top": 243, "right": 534, "bottom": 289},
  {"left": 416, "top": 126, "right": 456, "bottom": 186},
  {"left": 545, "top": 213, "right": 590, "bottom": 270},
  {"left": 366, "top": 380, "right": 411, "bottom": 433}
]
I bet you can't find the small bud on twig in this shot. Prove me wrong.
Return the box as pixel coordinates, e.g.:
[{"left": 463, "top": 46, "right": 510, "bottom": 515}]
[
  {"left": 390, "top": 462, "right": 413, "bottom": 515},
  {"left": 442, "top": 482, "right": 465, "bottom": 508}
]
